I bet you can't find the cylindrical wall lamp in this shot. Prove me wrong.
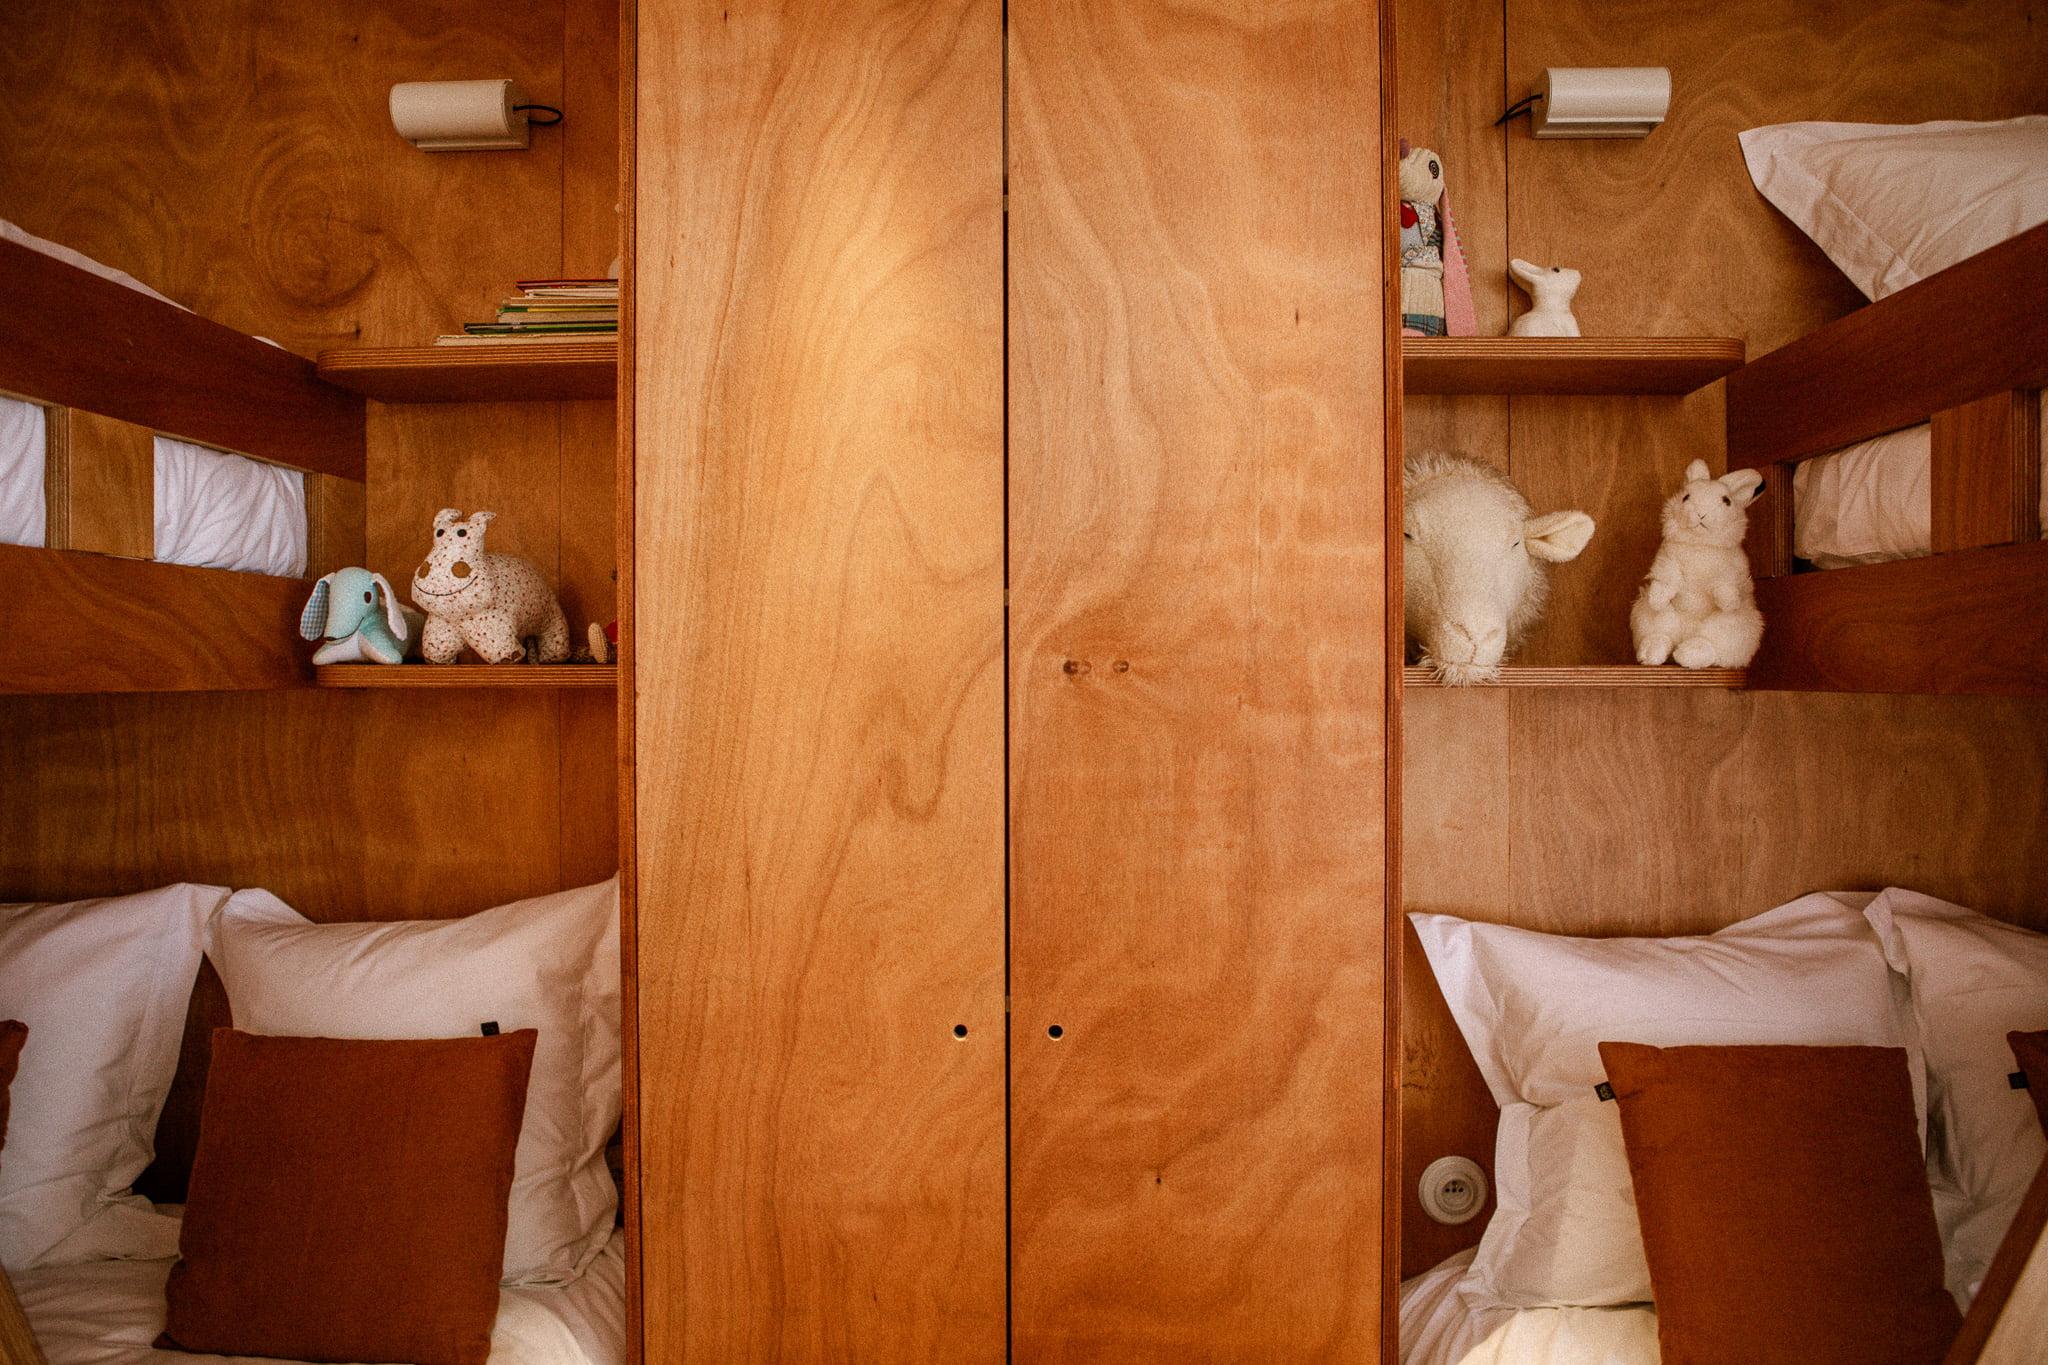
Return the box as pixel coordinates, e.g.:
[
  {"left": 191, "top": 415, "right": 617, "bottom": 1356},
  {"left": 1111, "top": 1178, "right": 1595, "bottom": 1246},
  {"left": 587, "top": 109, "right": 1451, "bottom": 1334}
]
[{"left": 390, "top": 80, "right": 561, "bottom": 152}]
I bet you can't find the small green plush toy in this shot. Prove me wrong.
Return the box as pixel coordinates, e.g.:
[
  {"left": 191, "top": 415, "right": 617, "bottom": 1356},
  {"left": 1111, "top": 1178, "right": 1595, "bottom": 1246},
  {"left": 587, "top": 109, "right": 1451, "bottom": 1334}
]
[{"left": 300, "top": 567, "right": 421, "bottom": 665}]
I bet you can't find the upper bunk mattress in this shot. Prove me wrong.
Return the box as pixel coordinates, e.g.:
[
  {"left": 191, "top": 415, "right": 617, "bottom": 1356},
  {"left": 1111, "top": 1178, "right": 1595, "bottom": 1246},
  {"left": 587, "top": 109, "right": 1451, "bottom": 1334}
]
[
  {"left": 1794, "top": 392, "right": 2048, "bottom": 569},
  {"left": 0, "top": 397, "right": 45, "bottom": 548}
]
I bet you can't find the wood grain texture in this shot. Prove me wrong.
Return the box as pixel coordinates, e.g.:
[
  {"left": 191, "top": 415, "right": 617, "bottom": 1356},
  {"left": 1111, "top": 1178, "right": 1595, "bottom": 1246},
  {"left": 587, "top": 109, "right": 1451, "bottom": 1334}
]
[
  {"left": 1750, "top": 542, "right": 2048, "bottom": 695},
  {"left": 1404, "top": 337, "right": 1742, "bottom": 395},
  {"left": 0, "top": 689, "right": 577, "bottom": 915},
  {"left": 0, "top": 239, "right": 366, "bottom": 480},
  {"left": 0, "top": 1, "right": 566, "bottom": 354},
  {"left": 0, "top": 545, "right": 308, "bottom": 694},
  {"left": 1932, "top": 390, "right": 2043, "bottom": 553},
  {"left": 44, "top": 408, "right": 155, "bottom": 559},
  {"left": 613, "top": 0, "right": 642, "bottom": 1353},
  {"left": 1727, "top": 225, "right": 2048, "bottom": 471},
  {"left": 0, "top": 1264, "right": 48, "bottom": 1365},
  {"left": 1951, "top": 1157, "right": 2048, "bottom": 1365},
  {"left": 1405, "top": 665, "right": 1744, "bottom": 688},
  {"left": 1380, "top": 0, "right": 1408, "bottom": 1342},
  {"left": 1010, "top": 4, "right": 1387, "bottom": 1357},
  {"left": 317, "top": 342, "right": 618, "bottom": 403},
  {"left": 303, "top": 472, "right": 367, "bottom": 578},
  {"left": 633, "top": 2, "right": 1003, "bottom": 1359},
  {"left": 1393, "top": 0, "right": 1507, "bottom": 476}
]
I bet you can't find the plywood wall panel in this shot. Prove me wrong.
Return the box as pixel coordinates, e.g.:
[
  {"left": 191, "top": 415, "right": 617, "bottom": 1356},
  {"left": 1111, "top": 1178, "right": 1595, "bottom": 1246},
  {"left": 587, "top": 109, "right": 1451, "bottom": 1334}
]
[
  {"left": 1502, "top": 0, "right": 2047, "bottom": 351},
  {"left": 632, "top": 2, "right": 1004, "bottom": 1358},
  {"left": 0, "top": 690, "right": 568, "bottom": 919},
  {"left": 1008, "top": 3, "right": 1388, "bottom": 1357},
  {"left": 0, "top": 0, "right": 564, "bottom": 354}
]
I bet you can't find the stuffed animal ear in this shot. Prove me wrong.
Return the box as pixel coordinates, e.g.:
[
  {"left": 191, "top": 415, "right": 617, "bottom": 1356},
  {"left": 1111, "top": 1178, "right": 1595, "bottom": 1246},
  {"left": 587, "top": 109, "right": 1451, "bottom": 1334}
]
[
  {"left": 370, "top": 573, "right": 407, "bottom": 641},
  {"left": 299, "top": 575, "right": 333, "bottom": 641},
  {"left": 1525, "top": 510, "right": 1595, "bottom": 562},
  {"left": 467, "top": 510, "right": 496, "bottom": 537},
  {"left": 1720, "top": 468, "right": 1765, "bottom": 507},
  {"left": 433, "top": 508, "right": 463, "bottom": 531},
  {"left": 1683, "top": 459, "right": 1713, "bottom": 484}
]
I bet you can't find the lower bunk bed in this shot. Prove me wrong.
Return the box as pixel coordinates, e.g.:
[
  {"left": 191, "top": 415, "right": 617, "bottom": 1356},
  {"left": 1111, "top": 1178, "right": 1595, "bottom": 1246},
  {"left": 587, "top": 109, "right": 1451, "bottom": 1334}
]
[
  {"left": 1, "top": 879, "right": 626, "bottom": 1365},
  {"left": 1395, "top": 887, "right": 2048, "bottom": 1365},
  {"left": 9, "top": 1229, "right": 626, "bottom": 1365}
]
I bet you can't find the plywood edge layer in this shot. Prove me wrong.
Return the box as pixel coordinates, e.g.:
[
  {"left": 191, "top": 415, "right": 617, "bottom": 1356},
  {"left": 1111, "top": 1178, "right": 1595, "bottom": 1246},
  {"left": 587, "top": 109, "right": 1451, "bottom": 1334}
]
[
  {"left": 1403, "top": 665, "right": 1747, "bottom": 688},
  {"left": 314, "top": 663, "right": 618, "bottom": 688},
  {"left": 316, "top": 342, "right": 619, "bottom": 403},
  {"left": 1402, "top": 336, "right": 1744, "bottom": 395}
]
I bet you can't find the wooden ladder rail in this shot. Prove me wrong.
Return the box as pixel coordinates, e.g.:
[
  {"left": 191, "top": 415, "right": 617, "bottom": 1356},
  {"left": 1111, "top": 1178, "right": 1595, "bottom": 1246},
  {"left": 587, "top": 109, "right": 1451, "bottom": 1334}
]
[{"left": 1946, "top": 1154, "right": 2048, "bottom": 1365}]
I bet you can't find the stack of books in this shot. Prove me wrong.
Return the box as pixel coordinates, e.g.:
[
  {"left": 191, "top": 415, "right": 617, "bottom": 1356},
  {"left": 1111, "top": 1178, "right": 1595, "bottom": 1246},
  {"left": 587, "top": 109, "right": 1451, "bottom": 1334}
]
[{"left": 434, "top": 279, "right": 618, "bottom": 345}]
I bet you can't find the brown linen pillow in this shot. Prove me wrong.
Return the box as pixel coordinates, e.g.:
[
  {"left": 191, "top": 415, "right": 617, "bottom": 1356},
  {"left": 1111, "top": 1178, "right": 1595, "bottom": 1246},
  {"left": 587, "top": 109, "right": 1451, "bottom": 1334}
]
[
  {"left": 159, "top": 1029, "right": 536, "bottom": 1365},
  {"left": 2010, "top": 1030, "right": 2048, "bottom": 1137},
  {"left": 1598, "top": 1041, "right": 1960, "bottom": 1365},
  {"left": 0, "top": 1021, "right": 24, "bottom": 1155}
]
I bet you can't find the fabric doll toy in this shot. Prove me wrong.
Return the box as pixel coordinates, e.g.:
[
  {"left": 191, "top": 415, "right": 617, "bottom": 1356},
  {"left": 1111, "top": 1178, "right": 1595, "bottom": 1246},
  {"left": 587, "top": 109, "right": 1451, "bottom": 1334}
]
[{"left": 1399, "top": 142, "right": 1477, "bottom": 337}]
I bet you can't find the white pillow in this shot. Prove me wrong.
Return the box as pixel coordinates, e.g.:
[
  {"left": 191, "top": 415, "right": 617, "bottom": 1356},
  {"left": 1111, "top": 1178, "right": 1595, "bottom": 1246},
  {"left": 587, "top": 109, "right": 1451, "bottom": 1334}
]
[
  {"left": 1864, "top": 888, "right": 2048, "bottom": 1300},
  {"left": 0, "top": 885, "right": 226, "bottom": 1270},
  {"left": 1740, "top": 116, "right": 2048, "bottom": 300},
  {"left": 1411, "top": 893, "right": 1920, "bottom": 1310},
  {"left": 209, "top": 879, "right": 621, "bottom": 1286}
]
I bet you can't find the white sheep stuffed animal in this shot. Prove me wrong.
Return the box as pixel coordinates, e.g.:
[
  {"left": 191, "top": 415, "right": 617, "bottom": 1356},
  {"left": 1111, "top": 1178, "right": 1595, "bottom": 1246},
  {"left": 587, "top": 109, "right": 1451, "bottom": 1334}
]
[
  {"left": 1405, "top": 452, "right": 1596, "bottom": 684},
  {"left": 1631, "top": 460, "right": 1765, "bottom": 669}
]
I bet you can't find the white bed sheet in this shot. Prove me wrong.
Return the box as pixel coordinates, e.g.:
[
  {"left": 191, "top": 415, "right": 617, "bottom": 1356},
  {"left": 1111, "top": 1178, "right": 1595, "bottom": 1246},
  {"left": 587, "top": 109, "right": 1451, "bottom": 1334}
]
[
  {"left": 1794, "top": 393, "right": 2048, "bottom": 569},
  {"left": 1401, "top": 1248, "right": 1660, "bottom": 1365},
  {"left": 154, "top": 437, "right": 306, "bottom": 577},
  {"left": 0, "top": 397, "right": 45, "bottom": 548},
  {"left": 12, "top": 1227, "right": 627, "bottom": 1365}
]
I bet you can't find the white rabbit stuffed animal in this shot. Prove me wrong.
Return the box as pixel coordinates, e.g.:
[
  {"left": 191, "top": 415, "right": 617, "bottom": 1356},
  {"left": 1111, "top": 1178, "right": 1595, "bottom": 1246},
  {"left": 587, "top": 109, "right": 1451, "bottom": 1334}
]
[{"left": 1631, "top": 460, "right": 1765, "bottom": 669}]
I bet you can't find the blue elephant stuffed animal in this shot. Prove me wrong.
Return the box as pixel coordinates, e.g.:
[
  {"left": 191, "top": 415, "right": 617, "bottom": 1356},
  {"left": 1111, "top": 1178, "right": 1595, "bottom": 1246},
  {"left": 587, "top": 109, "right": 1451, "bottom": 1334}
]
[{"left": 300, "top": 567, "right": 422, "bottom": 665}]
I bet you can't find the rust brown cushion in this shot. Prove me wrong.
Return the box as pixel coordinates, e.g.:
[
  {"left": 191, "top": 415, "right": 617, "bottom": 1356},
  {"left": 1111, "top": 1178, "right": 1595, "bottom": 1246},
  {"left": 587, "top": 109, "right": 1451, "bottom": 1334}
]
[
  {"left": 1599, "top": 1041, "right": 1960, "bottom": 1365},
  {"left": 2010, "top": 1030, "right": 2048, "bottom": 1137},
  {"left": 0, "top": 1021, "right": 23, "bottom": 1155},
  {"left": 158, "top": 1029, "right": 536, "bottom": 1365}
]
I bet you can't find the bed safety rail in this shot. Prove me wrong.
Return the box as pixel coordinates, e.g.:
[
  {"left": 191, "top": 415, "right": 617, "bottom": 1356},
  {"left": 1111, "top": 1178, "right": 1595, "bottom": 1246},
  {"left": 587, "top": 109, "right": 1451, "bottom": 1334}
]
[{"left": 1724, "top": 223, "right": 2046, "bottom": 694}]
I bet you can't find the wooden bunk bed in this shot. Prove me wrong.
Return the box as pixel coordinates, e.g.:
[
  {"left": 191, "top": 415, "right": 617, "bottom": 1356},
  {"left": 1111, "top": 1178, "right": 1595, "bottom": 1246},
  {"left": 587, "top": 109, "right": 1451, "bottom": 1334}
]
[
  {"left": 0, "top": 236, "right": 365, "bottom": 694},
  {"left": 1728, "top": 222, "right": 2047, "bottom": 696}
]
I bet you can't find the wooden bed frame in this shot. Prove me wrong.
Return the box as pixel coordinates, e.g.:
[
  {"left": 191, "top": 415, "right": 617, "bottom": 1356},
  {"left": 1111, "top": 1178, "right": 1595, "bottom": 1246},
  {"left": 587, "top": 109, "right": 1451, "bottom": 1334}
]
[
  {"left": 0, "top": 238, "right": 365, "bottom": 694},
  {"left": 1728, "top": 222, "right": 2047, "bottom": 696}
]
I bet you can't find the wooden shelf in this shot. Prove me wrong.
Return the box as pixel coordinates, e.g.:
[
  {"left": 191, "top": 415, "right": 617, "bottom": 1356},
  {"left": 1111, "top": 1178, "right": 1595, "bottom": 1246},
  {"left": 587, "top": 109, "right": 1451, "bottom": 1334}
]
[
  {"left": 1404, "top": 665, "right": 1746, "bottom": 689},
  {"left": 316, "top": 664, "right": 617, "bottom": 689},
  {"left": 1403, "top": 337, "right": 1744, "bottom": 396},
  {"left": 314, "top": 341, "right": 617, "bottom": 403}
]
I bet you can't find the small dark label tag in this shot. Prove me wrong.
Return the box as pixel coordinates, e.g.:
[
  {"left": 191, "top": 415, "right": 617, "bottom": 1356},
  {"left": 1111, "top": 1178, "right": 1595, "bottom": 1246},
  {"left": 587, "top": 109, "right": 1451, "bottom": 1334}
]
[
  {"left": 481, "top": 1021, "right": 501, "bottom": 1037},
  {"left": 1595, "top": 1082, "right": 1615, "bottom": 1102},
  {"left": 2012, "top": 1071, "right": 2031, "bottom": 1091}
]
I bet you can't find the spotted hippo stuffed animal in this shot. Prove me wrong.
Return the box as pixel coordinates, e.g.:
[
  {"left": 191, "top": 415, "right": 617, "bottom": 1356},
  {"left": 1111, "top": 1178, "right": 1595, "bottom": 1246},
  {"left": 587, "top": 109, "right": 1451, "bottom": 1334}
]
[{"left": 410, "top": 509, "right": 569, "bottom": 664}]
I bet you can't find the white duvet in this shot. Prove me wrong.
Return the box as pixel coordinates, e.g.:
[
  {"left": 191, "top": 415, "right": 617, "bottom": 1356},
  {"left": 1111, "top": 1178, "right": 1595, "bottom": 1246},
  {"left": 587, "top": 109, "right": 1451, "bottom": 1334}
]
[
  {"left": 1400, "top": 1248, "right": 1660, "bottom": 1365},
  {"left": 12, "top": 1228, "right": 626, "bottom": 1365}
]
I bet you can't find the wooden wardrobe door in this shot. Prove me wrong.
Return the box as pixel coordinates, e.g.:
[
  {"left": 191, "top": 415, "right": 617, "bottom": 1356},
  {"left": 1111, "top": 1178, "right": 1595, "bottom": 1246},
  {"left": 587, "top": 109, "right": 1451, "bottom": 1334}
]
[
  {"left": 630, "top": 2, "right": 1005, "bottom": 1360},
  {"left": 1008, "top": 3, "right": 1394, "bottom": 1360}
]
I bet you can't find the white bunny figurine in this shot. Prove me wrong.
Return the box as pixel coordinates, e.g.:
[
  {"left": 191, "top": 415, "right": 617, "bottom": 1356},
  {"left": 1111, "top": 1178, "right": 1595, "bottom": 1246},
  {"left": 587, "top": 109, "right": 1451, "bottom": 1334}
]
[
  {"left": 1508, "top": 258, "right": 1581, "bottom": 337},
  {"left": 1632, "top": 460, "right": 1765, "bottom": 669}
]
